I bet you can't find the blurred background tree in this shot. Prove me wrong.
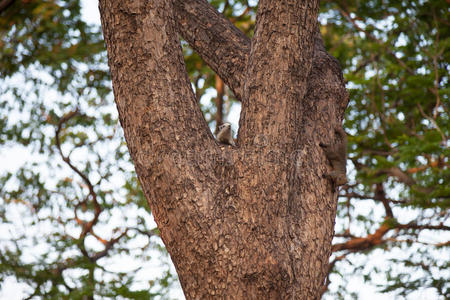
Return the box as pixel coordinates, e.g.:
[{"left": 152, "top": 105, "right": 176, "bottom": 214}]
[{"left": 0, "top": 0, "right": 448, "bottom": 299}]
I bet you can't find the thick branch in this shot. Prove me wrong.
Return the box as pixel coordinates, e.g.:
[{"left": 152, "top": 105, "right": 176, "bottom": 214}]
[
  {"left": 99, "top": 1, "right": 213, "bottom": 159},
  {"left": 240, "top": 0, "right": 320, "bottom": 146},
  {"left": 99, "top": 2, "right": 228, "bottom": 297},
  {"left": 0, "top": 0, "right": 13, "bottom": 13},
  {"left": 173, "top": 0, "right": 249, "bottom": 101},
  {"left": 173, "top": 0, "right": 341, "bottom": 113}
]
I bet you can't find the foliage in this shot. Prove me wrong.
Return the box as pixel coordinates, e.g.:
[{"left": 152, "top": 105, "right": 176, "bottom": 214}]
[
  {"left": 320, "top": 0, "right": 449, "bottom": 298},
  {"left": 0, "top": 0, "right": 448, "bottom": 299}
]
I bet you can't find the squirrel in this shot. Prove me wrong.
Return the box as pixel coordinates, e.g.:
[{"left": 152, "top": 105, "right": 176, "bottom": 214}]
[
  {"left": 319, "top": 126, "right": 347, "bottom": 186},
  {"left": 216, "top": 122, "right": 235, "bottom": 146}
]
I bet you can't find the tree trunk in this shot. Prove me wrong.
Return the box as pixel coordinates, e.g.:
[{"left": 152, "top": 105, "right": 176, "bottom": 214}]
[{"left": 99, "top": 0, "right": 348, "bottom": 299}]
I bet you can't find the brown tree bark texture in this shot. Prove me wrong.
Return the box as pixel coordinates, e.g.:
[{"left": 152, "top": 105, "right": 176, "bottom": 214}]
[{"left": 99, "top": 0, "right": 348, "bottom": 299}]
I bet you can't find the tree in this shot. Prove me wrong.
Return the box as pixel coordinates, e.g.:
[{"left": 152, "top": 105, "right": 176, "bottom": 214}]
[
  {"left": 1, "top": 0, "right": 448, "bottom": 299},
  {"left": 99, "top": 0, "right": 347, "bottom": 298}
]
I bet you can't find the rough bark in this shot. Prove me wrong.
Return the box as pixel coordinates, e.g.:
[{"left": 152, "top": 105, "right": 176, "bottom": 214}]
[
  {"left": 99, "top": 0, "right": 348, "bottom": 299},
  {"left": 173, "top": 0, "right": 250, "bottom": 101}
]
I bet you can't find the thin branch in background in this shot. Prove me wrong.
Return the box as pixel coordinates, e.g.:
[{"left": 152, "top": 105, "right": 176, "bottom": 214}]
[
  {"left": 334, "top": 232, "right": 357, "bottom": 238},
  {"left": 0, "top": 0, "right": 14, "bottom": 13},
  {"left": 374, "top": 63, "right": 393, "bottom": 148},
  {"left": 334, "top": 2, "right": 415, "bottom": 75},
  {"left": 385, "top": 237, "right": 449, "bottom": 247},
  {"left": 55, "top": 108, "right": 102, "bottom": 259},
  {"left": 376, "top": 167, "right": 416, "bottom": 187},
  {"left": 335, "top": 1, "right": 447, "bottom": 122},
  {"left": 54, "top": 108, "right": 158, "bottom": 269},
  {"left": 320, "top": 253, "right": 351, "bottom": 298},
  {"left": 406, "top": 156, "right": 449, "bottom": 174},
  {"left": 431, "top": 7, "right": 443, "bottom": 119},
  {"left": 332, "top": 223, "right": 390, "bottom": 252},
  {"left": 375, "top": 183, "right": 393, "bottom": 218},
  {"left": 214, "top": 75, "right": 224, "bottom": 134},
  {"left": 229, "top": 6, "right": 251, "bottom": 23},
  {"left": 417, "top": 103, "right": 447, "bottom": 144},
  {"left": 361, "top": 148, "right": 397, "bottom": 156},
  {"left": 221, "top": 0, "right": 230, "bottom": 14},
  {"left": 342, "top": 191, "right": 407, "bottom": 205},
  {"left": 397, "top": 222, "right": 450, "bottom": 232},
  {"left": 333, "top": 219, "right": 450, "bottom": 253},
  {"left": 91, "top": 229, "right": 129, "bottom": 261},
  {"left": 346, "top": 192, "right": 351, "bottom": 235},
  {"left": 352, "top": 54, "right": 379, "bottom": 75}
]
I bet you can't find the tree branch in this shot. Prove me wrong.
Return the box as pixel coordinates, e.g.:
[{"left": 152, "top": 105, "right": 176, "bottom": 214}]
[
  {"left": 375, "top": 183, "right": 393, "bottom": 218},
  {"left": 341, "top": 191, "right": 407, "bottom": 205},
  {"left": 319, "top": 253, "right": 350, "bottom": 298},
  {"left": 334, "top": 2, "right": 416, "bottom": 75},
  {"left": 91, "top": 229, "right": 129, "bottom": 261},
  {"left": 332, "top": 223, "right": 390, "bottom": 252},
  {"left": 397, "top": 222, "right": 450, "bottom": 231},
  {"left": 100, "top": 0, "right": 213, "bottom": 158},
  {"left": 0, "top": 0, "right": 14, "bottom": 13},
  {"left": 173, "top": 0, "right": 250, "bottom": 101},
  {"left": 239, "top": 0, "right": 320, "bottom": 145},
  {"left": 333, "top": 221, "right": 450, "bottom": 253},
  {"left": 173, "top": 0, "right": 341, "bottom": 113},
  {"left": 55, "top": 108, "right": 102, "bottom": 260}
]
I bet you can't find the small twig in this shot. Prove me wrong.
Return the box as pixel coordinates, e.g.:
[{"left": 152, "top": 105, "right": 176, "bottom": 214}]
[
  {"left": 397, "top": 221, "right": 450, "bottom": 231},
  {"left": 91, "top": 229, "right": 129, "bottom": 261},
  {"left": 55, "top": 108, "right": 102, "bottom": 260},
  {"left": 417, "top": 103, "right": 447, "bottom": 144},
  {"left": 319, "top": 253, "right": 351, "bottom": 298},
  {"left": 385, "top": 237, "right": 449, "bottom": 247},
  {"left": 341, "top": 191, "right": 407, "bottom": 205}
]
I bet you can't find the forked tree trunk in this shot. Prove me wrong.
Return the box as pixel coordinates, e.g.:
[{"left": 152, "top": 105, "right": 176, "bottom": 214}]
[{"left": 99, "top": 0, "right": 348, "bottom": 299}]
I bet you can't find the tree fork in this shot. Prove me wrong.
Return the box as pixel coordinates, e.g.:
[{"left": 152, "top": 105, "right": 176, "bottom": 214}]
[{"left": 99, "top": 0, "right": 348, "bottom": 298}]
